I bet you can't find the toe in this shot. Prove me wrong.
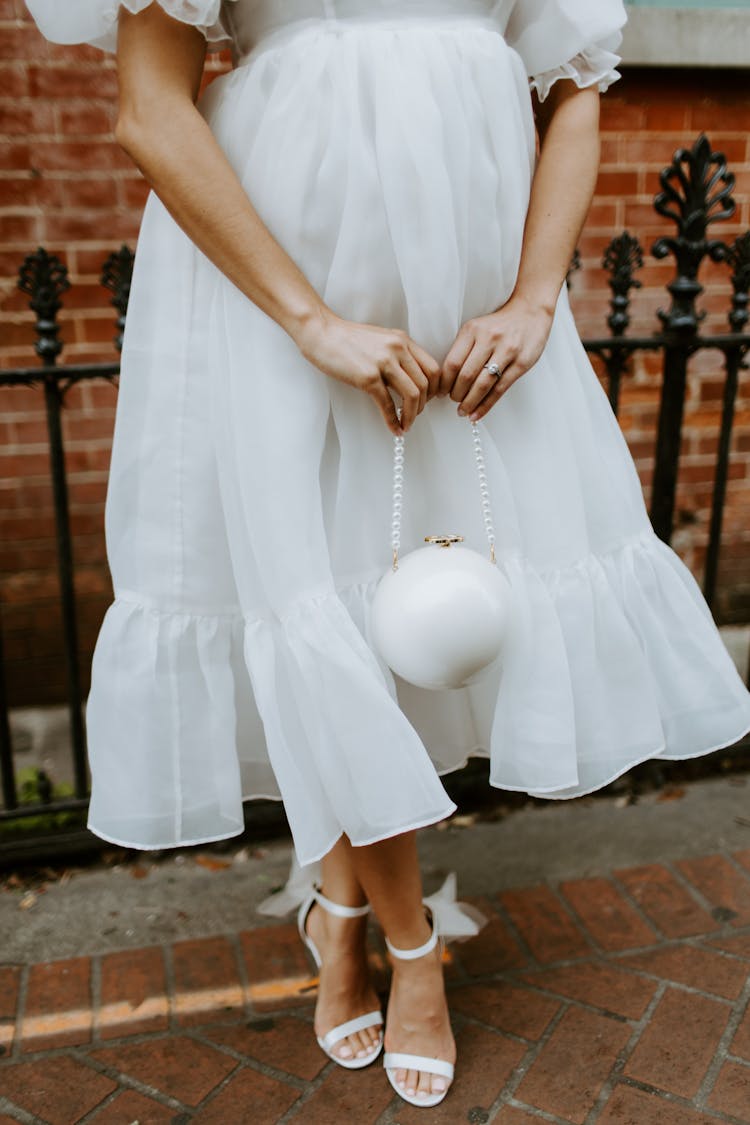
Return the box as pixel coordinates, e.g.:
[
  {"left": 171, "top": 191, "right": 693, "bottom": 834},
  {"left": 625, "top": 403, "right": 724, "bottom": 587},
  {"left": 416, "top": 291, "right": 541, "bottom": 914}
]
[
  {"left": 416, "top": 1069, "right": 433, "bottom": 1099},
  {"left": 334, "top": 1039, "right": 353, "bottom": 1060},
  {"left": 352, "top": 1032, "right": 369, "bottom": 1058},
  {"left": 395, "top": 1067, "right": 408, "bottom": 1090},
  {"left": 405, "top": 1068, "right": 419, "bottom": 1096},
  {"left": 432, "top": 1071, "right": 448, "bottom": 1097}
]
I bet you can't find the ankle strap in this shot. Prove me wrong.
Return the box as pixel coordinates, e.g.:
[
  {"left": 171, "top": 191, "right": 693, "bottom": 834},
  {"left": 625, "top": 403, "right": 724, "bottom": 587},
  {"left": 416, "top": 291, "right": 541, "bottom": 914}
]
[
  {"left": 313, "top": 885, "right": 370, "bottom": 919},
  {"left": 385, "top": 924, "right": 438, "bottom": 961}
]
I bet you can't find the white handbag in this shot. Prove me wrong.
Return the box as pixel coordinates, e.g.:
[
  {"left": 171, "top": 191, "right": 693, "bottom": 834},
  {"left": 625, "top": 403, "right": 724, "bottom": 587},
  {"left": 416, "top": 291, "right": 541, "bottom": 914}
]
[{"left": 370, "top": 418, "right": 511, "bottom": 691}]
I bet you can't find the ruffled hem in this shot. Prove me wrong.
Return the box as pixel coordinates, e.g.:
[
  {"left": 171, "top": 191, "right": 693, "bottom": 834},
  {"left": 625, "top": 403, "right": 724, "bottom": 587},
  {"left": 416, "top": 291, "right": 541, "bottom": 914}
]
[
  {"left": 82, "top": 529, "right": 750, "bottom": 863},
  {"left": 531, "top": 45, "right": 622, "bottom": 102},
  {"left": 25, "top": 0, "right": 236, "bottom": 53}
]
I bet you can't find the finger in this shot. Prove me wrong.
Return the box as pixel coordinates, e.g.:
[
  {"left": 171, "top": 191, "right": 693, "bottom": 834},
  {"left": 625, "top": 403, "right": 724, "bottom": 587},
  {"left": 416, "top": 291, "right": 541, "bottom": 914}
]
[
  {"left": 440, "top": 328, "right": 474, "bottom": 397},
  {"left": 399, "top": 349, "right": 430, "bottom": 414},
  {"left": 458, "top": 367, "right": 505, "bottom": 416},
  {"left": 469, "top": 364, "right": 525, "bottom": 421},
  {"left": 384, "top": 365, "right": 421, "bottom": 432},
  {"left": 409, "top": 341, "right": 442, "bottom": 400},
  {"left": 450, "top": 341, "right": 492, "bottom": 404},
  {"left": 368, "top": 377, "right": 402, "bottom": 435}
]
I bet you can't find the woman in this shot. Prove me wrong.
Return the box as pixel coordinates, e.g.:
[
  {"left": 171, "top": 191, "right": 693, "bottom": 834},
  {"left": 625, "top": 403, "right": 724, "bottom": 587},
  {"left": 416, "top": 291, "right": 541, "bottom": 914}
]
[{"left": 26, "top": 0, "right": 750, "bottom": 1108}]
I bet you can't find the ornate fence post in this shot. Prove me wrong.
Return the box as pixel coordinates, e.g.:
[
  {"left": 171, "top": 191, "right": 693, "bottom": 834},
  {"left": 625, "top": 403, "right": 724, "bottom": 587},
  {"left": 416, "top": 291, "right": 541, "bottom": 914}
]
[
  {"left": 649, "top": 135, "right": 736, "bottom": 543},
  {"left": 703, "top": 232, "right": 750, "bottom": 607},
  {"left": 601, "top": 232, "right": 643, "bottom": 414},
  {"left": 16, "top": 249, "right": 89, "bottom": 801},
  {"left": 101, "top": 245, "right": 134, "bottom": 353}
]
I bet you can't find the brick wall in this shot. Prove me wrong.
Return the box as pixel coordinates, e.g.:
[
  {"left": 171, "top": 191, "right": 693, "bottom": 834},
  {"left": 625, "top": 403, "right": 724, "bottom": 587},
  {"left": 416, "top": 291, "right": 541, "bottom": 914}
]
[{"left": 1, "top": 4, "right": 749, "bottom": 705}]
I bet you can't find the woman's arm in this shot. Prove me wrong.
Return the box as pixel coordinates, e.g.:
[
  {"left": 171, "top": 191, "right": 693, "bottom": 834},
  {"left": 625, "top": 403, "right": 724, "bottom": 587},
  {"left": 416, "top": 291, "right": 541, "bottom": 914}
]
[
  {"left": 115, "top": 5, "right": 439, "bottom": 433},
  {"left": 440, "top": 82, "right": 601, "bottom": 421}
]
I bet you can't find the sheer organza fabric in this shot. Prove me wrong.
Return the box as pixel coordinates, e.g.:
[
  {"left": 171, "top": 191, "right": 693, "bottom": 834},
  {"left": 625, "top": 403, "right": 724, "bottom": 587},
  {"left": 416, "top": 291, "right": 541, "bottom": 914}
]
[
  {"left": 26, "top": 0, "right": 625, "bottom": 96},
  {"left": 24, "top": 0, "right": 750, "bottom": 865}
]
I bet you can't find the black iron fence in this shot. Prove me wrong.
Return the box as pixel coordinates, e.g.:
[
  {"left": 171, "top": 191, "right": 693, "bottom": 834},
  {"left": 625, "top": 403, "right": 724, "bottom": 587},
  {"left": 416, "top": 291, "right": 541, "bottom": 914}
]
[{"left": 1, "top": 134, "right": 749, "bottom": 860}]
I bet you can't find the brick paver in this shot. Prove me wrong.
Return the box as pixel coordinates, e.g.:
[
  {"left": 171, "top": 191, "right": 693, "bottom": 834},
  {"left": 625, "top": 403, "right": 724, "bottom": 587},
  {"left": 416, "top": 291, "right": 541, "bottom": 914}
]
[{"left": 2, "top": 853, "right": 750, "bottom": 1123}]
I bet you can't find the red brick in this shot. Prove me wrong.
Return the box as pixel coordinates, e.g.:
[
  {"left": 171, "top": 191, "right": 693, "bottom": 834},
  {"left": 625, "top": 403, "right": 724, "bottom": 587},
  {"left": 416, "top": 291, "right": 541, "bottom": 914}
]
[
  {"left": 191, "top": 1066, "right": 300, "bottom": 1124},
  {"left": 675, "top": 854, "right": 750, "bottom": 926},
  {"left": 90, "top": 1037, "right": 238, "bottom": 1107},
  {"left": 707, "top": 1060, "right": 750, "bottom": 1119},
  {"left": 203, "top": 1015, "right": 326, "bottom": 1081},
  {"left": 0, "top": 965, "right": 20, "bottom": 1053},
  {"left": 495, "top": 1108, "right": 544, "bottom": 1124},
  {"left": 98, "top": 946, "right": 168, "bottom": 1039},
  {"left": 618, "top": 945, "right": 749, "bottom": 1001},
  {"left": 21, "top": 955, "right": 92, "bottom": 1051},
  {"left": 623, "top": 987, "right": 730, "bottom": 1098},
  {"left": 515, "top": 1006, "right": 631, "bottom": 1124},
  {"left": 172, "top": 935, "right": 244, "bottom": 1026},
  {"left": 455, "top": 899, "right": 528, "bottom": 976},
  {"left": 614, "top": 863, "right": 717, "bottom": 939},
  {"left": 393, "top": 1023, "right": 525, "bottom": 1125},
  {"left": 450, "top": 981, "right": 559, "bottom": 1041},
  {"left": 730, "top": 1002, "right": 750, "bottom": 1062},
  {"left": 559, "top": 877, "right": 657, "bottom": 952},
  {"left": 497, "top": 885, "right": 591, "bottom": 964},
  {"left": 239, "top": 923, "right": 313, "bottom": 1007},
  {"left": 520, "top": 960, "right": 657, "bottom": 1020},
  {"left": 88, "top": 1088, "right": 175, "bottom": 1123},
  {"left": 0, "top": 1055, "right": 117, "bottom": 1125},
  {"left": 598, "top": 1084, "right": 720, "bottom": 1124},
  {"left": 732, "top": 849, "right": 750, "bottom": 877},
  {"left": 286, "top": 1057, "right": 390, "bottom": 1122}
]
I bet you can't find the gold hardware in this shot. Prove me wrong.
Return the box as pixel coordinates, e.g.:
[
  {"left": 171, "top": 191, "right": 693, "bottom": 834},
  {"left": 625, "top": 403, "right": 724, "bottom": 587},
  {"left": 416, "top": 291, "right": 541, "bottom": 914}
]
[
  {"left": 424, "top": 534, "right": 464, "bottom": 548},
  {"left": 392, "top": 547, "right": 399, "bottom": 571},
  {"left": 490, "top": 543, "right": 496, "bottom": 564}
]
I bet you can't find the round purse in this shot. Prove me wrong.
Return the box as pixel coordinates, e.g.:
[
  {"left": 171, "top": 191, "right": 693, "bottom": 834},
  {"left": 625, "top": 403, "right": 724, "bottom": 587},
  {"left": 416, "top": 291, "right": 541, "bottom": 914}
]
[{"left": 370, "top": 418, "right": 511, "bottom": 691}]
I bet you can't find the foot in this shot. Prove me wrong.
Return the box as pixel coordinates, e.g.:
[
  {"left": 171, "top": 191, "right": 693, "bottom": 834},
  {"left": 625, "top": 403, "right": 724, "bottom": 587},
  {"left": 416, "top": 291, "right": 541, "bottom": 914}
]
[
  {"left": 385, "top": 943, "right": 455, "bottom": 1101},
  {"left": 305, "top": 900, "right": 383, "bottom": 1062}
]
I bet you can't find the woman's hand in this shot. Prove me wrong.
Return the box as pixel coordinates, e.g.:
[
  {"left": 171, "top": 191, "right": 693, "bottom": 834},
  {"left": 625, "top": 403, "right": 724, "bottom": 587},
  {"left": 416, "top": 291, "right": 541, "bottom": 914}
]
[
  {"left": 296, "top": 309, "right": 441, "bottom": 435},
  {"left": 440, "top": 295, "right": 554, "bottom": 422}
]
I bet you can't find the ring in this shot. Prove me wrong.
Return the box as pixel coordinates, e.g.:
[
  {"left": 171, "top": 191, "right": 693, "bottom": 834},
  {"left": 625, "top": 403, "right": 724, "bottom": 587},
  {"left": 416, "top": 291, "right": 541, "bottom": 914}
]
[{"left": 483, "top": 362, "right": 502, "bottom": 378}]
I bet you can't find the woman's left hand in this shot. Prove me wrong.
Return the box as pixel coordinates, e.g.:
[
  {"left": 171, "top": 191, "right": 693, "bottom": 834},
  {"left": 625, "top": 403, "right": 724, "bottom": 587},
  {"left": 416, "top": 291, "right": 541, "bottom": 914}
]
[{"left": 440, "top": 295, "right": 555, "bottom": 422}]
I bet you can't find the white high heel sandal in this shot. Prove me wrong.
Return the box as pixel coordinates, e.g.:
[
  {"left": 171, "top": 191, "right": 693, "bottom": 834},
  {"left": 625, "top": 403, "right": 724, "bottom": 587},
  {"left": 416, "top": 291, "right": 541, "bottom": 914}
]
[
  {"left": 298, "top": 884, "right": 384, "bottom": 1069},
  {"left": 383, "top": 912, "right": 455, "bottom": 1109}
]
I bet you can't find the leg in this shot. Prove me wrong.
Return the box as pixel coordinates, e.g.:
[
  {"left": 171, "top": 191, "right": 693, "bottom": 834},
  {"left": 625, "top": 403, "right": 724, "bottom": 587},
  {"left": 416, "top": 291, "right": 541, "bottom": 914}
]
[
  {"left": 306, "top": 837, "right": 383, "bottom": 1061},
  {"left": 350, "top": 831, "right": 455, "bottom": 1100}
]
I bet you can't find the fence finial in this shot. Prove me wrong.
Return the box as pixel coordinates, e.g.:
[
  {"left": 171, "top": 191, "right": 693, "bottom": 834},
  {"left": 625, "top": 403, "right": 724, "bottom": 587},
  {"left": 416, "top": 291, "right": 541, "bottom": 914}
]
[
  {"left": 652, "top": 134, "right": 735, "bottom": 335},
  {"left": 17, "top": 248, "right": 70, "bottom": 366}
]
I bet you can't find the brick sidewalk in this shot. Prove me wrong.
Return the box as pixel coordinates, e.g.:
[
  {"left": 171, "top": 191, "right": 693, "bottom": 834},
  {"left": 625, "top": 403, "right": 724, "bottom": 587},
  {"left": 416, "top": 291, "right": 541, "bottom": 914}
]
[{"left": 2, "top": 851, "right": 750, "bottom": 1124}]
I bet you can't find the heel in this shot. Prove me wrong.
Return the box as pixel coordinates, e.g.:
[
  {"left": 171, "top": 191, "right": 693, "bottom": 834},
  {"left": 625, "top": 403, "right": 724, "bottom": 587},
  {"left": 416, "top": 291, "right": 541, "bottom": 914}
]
[{"left": 298, "top": 884, "right": 384, "bottom": 1071}]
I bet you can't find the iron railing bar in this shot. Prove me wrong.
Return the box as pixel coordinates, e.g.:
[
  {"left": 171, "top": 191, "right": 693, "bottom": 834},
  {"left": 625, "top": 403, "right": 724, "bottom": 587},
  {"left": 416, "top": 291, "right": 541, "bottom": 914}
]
[
  {"left": 0, "top": 796, "right": 90, "bottom": 820},
  {"left": 43, "top": 373, "right": 89, "bottom": 799},
  {"left": 704, "top": 346, "right": 744, "bottom": 611},
  {"left": 0, "top": 615, "right": 18, "bottom": 811},
  {"left": 0, "top": 364, "right": 120, "bottom": 386}
]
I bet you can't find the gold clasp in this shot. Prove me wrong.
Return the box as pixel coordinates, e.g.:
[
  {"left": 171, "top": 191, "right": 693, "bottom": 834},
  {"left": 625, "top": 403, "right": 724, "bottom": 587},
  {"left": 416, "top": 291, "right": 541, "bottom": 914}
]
[{"left": 424, "top": 534, "right": 464, "bottom": 548}]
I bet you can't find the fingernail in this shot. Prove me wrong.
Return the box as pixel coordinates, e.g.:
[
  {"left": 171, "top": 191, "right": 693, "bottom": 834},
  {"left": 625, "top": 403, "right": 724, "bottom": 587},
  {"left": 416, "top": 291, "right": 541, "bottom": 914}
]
[
  {"left": 457, "top": 407, "right": 465, "bottom": 416},
  {"left": 469, "top": 413, "right": 479, "bottom": 422}
]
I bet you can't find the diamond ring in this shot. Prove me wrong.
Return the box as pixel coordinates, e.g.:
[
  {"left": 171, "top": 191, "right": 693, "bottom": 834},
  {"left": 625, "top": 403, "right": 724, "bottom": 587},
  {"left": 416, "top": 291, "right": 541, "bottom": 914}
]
[{"left": 483, "top": 362, "right": 502, "bottom": 378}]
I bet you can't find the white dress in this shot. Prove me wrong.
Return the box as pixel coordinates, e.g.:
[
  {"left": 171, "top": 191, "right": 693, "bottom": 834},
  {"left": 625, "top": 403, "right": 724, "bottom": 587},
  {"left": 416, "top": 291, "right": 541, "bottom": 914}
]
[{"left": 27, "top": 0, "right": 750, "bottom": 867}]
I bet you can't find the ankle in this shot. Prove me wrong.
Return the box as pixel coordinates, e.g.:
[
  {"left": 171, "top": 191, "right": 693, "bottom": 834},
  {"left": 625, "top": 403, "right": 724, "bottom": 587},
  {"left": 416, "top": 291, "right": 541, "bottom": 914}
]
[{"left": 385, "top": 913, "right": 433, "bottom": 956}]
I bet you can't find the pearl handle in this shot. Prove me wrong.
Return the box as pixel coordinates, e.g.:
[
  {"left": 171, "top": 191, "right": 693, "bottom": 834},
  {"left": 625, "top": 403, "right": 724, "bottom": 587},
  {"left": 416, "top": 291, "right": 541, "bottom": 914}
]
[{"left": 390, "top": 418, "right": 497, "bottom": 570}]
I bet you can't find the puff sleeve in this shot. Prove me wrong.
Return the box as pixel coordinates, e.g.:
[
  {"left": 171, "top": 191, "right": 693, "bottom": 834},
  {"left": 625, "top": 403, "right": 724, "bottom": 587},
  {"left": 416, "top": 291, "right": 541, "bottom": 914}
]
[
  {"left": 504, "top": 0, "right": 627, "bottom": 102},
  {"left": 24, "top": 0, "right": 236, "bottom": 53}
]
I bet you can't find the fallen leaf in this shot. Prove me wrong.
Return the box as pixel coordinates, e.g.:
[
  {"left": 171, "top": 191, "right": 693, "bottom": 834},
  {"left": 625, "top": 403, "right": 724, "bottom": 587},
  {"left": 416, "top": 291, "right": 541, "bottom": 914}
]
[
  {"left": 194, "top": 855, "right": 232, "bottom": 872},
  {"left": 130, "top": 864, "right": 150, "bottom": 879},
  {"left": 452, "top": 814, "right": 478, "bottom": 829},
  {"left": 19, "top": 892, "right": 37, "bottom": 910},
  {"left": 657, "top": 786, "right": 686, "bottom": 802}
]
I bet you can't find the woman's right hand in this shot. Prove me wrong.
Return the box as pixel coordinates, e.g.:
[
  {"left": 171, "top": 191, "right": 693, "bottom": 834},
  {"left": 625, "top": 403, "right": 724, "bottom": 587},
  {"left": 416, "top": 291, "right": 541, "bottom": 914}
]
[{"left": 295, "top": 309, "right": 441, "bottom": 435}]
